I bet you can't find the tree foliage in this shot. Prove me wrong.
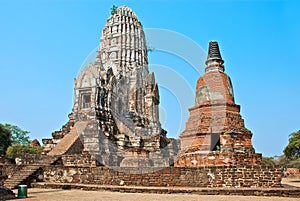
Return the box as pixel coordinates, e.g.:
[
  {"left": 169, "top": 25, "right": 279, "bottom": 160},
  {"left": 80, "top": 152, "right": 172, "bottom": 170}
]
[
  {"left": 262, "top": 157, "right": 276, "bottom": 166},
  {"left": 6, "top": 144, "right": 43, "bottom": 159},
  {"left": 287, "top": 158, "right": 300, "bottom": 169},
  {"left": 110, "top": 5, "right": 118, "bottom": 15},
  {"left": 147, "top": 45, "right": 156, "bottom": 53},
  {"left": 0, "top": 124, "right": 11, "bottom": 155},
  {"left": 2, "top": 124, "right": 31, "bottom": 146},
  {"left": 261, "top": 154, "right": 300, "bottom": 169},
  {"left": 284, "top": 130, "right": 300, "bottom": 159}
]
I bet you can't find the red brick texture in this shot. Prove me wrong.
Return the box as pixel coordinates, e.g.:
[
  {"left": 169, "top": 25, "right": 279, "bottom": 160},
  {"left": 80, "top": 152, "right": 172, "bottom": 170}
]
[
  {"left": 43, "top": 165, "right": 282, "bottom": 188},
  {"left": 178, "top": 70, "right": 261, "bottom": 167}
]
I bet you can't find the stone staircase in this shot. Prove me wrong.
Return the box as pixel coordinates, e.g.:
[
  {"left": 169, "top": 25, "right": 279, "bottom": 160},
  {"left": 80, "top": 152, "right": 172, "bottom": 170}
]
[
  {"left": 4, "top": 156, "right": 60, "bottom": 189},
  {"left": 48, "top": 124, "right": 80, "bottom": 156},
  {"left": 113, "top": 114, "right": 134, "bottom": 136}
]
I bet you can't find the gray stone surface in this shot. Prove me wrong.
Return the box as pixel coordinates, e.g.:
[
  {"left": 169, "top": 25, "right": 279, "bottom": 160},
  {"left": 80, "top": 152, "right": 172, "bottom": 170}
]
[{"left": 43, "top": 6, "right": 179, "bottom": 167}]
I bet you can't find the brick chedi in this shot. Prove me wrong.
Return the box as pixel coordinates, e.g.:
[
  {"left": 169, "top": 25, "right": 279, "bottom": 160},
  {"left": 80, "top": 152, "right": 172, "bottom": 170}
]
[
  {"left": 6, "top": 8, "right": 284, "bottom": 191},
  {"left": 175, "top": 41, "right": 262, "bottom": 167},
  {"left": 43, "top": 6, "right": 178, "bottom": 167}
]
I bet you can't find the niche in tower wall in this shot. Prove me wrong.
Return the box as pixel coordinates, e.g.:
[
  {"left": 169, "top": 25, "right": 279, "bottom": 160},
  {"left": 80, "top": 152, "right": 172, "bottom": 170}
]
[
  {"left": 211, "top": 133, "right": 220, "bottom": 151},
  {"left": 80, "top": 90, "right": 91, "bottom": 109}
]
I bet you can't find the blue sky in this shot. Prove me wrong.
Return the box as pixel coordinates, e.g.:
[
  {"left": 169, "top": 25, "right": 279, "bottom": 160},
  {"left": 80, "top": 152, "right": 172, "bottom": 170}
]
[{"left": 0, "top": 0, "right": 299, "bottom": 157}]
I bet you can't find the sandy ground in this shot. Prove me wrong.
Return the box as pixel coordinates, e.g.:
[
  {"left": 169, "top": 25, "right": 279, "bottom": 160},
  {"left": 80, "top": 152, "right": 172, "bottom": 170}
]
[
  {"left": 282, "top": 178, "right": 300, "bottom": 188},
  {"left": 12, "top": 187, "right": 299, "bottom": 201},
  {"left": 10, "top": 178, "right": 300, "bottom": 201}
]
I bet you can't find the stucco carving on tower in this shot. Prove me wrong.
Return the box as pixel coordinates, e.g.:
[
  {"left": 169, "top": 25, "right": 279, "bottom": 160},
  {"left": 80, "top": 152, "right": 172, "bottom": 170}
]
[
  {"left": 43, "top": 7, "right": 261, "bottom": 168},
  {"left": 43, "top": 6, "right": 179, "bottom": 167}
]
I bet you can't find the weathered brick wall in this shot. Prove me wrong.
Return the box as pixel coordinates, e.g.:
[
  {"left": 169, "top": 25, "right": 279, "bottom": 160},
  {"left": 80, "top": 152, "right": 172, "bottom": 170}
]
[
  {"left": 64, "top": 138, "right": 84, "bottom": 155},
  {"left": 62, "top": 154, "right": 95, "bottom": 167},
  {"left": 285, "top": 168, "right": 300, "bottom": 178},
  {"left": 0, "top": 175, "right": 7, "bottom": 186},
  {"left": 175, "top": 152, "right": 262, "bottom": 167},
  {"left": 0, "top": 164, "right": 22, "bottom": 185},
  {"left": 43, "top": 165, "right": 282, "bottom": 188},
  {"left": 0, "top": 164, "right": 45, "bottom": 187},
  {"left": 15, "top": 153, "right": 51, "bottom": 165},
  {"left": 0, "top": 157, "right": 14, "bottom": 165}
]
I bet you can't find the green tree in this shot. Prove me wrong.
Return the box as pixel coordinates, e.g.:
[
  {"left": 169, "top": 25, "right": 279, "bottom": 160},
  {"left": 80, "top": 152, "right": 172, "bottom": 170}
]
[
  {"left": 6, "top": 144, "right": 43, "bottom": 159},
  {"left": 0, "top": 124, "right": 11, "bottom": 155},
  {"left": 147, "top": 45, "right": 156, "bottom": 53},
  {"left": 262, "top": 157, "right": 276, "bottom": 166},
  {"left": 2, "top": 124, "right": 31, "bottom": 145},
  {"left": 284, "top": 130, "right": 300, "bottom": 159},
  {"left": 110, "top": 5, "right": 118, "bottom": 15}
]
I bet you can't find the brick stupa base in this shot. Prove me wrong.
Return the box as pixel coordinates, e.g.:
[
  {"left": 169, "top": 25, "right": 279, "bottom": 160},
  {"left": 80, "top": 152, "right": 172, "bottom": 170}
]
[{"left": 175, "top": 41, "right": 262, "bottom": 167}]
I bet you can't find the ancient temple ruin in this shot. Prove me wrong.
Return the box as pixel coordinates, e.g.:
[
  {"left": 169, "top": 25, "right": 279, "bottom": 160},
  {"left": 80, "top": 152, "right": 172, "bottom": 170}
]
[
  {"left": 2, "top": 6, "right": 287, "bottom": 193},
  {"left": 42, "top": 6, "right": 178, "bottom": 167},
  {"left": 175, "top": 41, "right": 262, "bottom": 167},
  {"left": 42, "top": 6, "right": 262, "bottom": 168}
]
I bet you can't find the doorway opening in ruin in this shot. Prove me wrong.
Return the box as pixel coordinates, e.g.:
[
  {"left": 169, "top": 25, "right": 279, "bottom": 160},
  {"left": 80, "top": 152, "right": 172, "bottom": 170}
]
[
  {"left": 211, "top": 133, "right": 220, "bottom": 151},
  {"left": 82, "top": 94, "right": 91, "bottom": 109}
]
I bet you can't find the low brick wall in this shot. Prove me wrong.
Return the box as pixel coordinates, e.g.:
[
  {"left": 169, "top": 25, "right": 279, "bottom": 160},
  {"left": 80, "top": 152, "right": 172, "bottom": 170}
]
[
  {"left": 62, "top": 154, "right": 95, "bottom": 167},
  {"left": 0, "top": 157, "right": 15, "bottom": 165},
  {"left": 0, "top": 175, "right": 7, "bottom": 186},
  {"left": 285, "top": 168, "right": 300, "bottom": 178},
  {"left": 0, "top": 164, "right": 45, "bottom": 187},
  {"left": 32, "top": 182, "right": 300, "bottom": 197},
  {"left": 43, "top": 165, "right": 282, "bottom": 188},
  {"left": 0, "top": 164, "right": 22, "bottom": 185},
  {"left": 175, "top": 152, "right": 262, "bottom": 167},
  {"left": 15, "top": 153, "right": 51, "bottom": 165}
]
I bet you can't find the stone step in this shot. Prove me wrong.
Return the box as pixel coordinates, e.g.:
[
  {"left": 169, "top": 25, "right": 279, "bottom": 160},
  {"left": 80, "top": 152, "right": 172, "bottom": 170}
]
[
  {"left": 5, "top": 179, "right": 25, "bottom": 185},
  {"left": 48, "top": 123, "right": 81, "bottom": 156},
  {"left": 19, "top": 168, "right": 38, "bottom": 171},
  {"left": 5, "top": 186, "right": 17, "bottom": 189},
  {"left": 6, "top": 178, "right": 27, "bottom": 182},
  {"left": 6, "top": 176, "right": 28, "bottom": 181},
  {"left": 5, "top": 183, "right": 20, "bottom": 187},
  {"left": 4, "top": 156, "right": 61, "bottom": 190},
  {"left": 114, "top": 114, "right": 134, "bottom": 136},
  {"left": 5, "top": 183, "right": 20, "bottom": 188},
  {"left": 12, "top": 170, "right": 36, "bottom": 176},
  {"left": 22, "top": 170, "right": 39, "bottom": 173},
  {"left": 5, "top": 181, "right": 20, "bottom": 184},
  {"left": 32, "top": 182, "right": 300, "bottom": 198},
  {"left": 5, "top": 180, "right": 19, "bottom": 183},
  {"left": 5, "top": 148, "right": 61, "bottom": 190}
]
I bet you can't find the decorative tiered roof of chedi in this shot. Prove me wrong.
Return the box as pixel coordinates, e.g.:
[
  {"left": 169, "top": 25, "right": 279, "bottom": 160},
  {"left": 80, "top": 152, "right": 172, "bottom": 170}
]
[
  {"left": 43, "top": 6, "right": 179, "bottom": 167},
  {"left": 175, "top": 41, "right": 262, "bottom": 167}
]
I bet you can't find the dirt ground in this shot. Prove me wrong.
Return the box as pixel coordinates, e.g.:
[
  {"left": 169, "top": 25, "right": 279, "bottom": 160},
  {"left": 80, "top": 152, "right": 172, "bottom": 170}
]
[
  {"left": 11, "top": 178, "right": 300, "bottom": 201},
  {"left": 282, "top": 178, "right": 300, "bottom": 188},
  {"left": 11, "top": 187, "right": 298, "bottom": 201}
]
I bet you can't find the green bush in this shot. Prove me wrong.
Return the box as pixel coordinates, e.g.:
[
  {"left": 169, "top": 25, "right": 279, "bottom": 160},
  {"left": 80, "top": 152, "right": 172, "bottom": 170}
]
[
  {"left": 262, "top": 157, "right": 276, "bottom": 166},
  {"left": 0, "top": 124, "right": 11, "bottom": 156},
  {"left": 287, "top": 158, "right": 300, "bottom": 169},
  {"left": 284, "top": 130, "right": 300, "bottom": 159},
  {"left": 6, "top": 144, "right": 43, "bottom": 159}
]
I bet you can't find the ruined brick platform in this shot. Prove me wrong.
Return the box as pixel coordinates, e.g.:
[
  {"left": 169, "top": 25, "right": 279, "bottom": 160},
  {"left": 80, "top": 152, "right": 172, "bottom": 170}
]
[
  {"left": 32, "top": 182, "right": 300, "bottom": 198},
  {"left": 0, "top": 186, "right": 15, "bottom": 200},
  {"left": 41, "top": 165, "right": 282, "bottom": 188},
  {"left": 2, "top": 6, "right": 283, "bottom": 194}
]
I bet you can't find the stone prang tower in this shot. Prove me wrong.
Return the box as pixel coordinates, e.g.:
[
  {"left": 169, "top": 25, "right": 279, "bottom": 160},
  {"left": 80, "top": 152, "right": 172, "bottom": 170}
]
[{"left": 43, "top": 6, "right": 178, "bottom": 167}]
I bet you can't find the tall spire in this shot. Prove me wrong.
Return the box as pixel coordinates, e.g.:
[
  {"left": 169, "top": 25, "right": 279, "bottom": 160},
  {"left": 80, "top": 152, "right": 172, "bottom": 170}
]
[
  {"left": 205, "top": 41, "right": 224, "bottom": 73},
  {"left": 96, "top": 5, "right": 148, "bottom": 78}
]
